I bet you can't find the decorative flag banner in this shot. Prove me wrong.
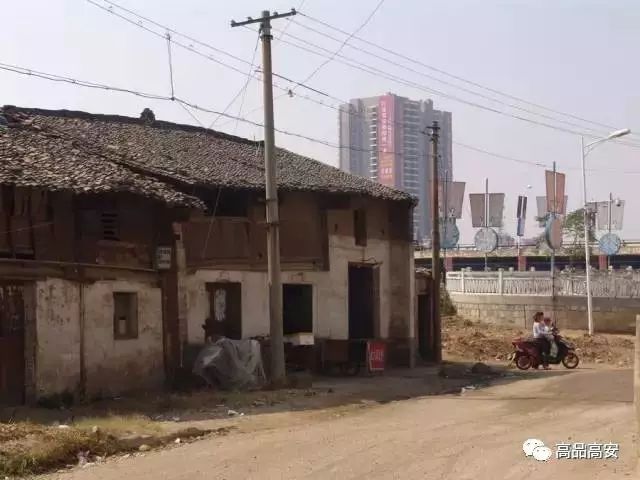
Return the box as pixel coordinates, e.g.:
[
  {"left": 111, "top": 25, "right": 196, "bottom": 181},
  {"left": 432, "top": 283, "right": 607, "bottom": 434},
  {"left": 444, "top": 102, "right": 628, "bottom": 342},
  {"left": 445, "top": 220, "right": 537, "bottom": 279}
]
[
  {"left": 470, "top": 192, "right": 505, "bottom": 228},
  {"left": 439, "top": 181, "right": 466, "bottom": 219},
  {"left": 545, "top": 169, "right": 566, "bottom": 215},
  {"left": 596, "top": 200, "right": 624, "bottom": 231},
  {"left": 516, "top": 195, "right": 527, "bottom": 237}
]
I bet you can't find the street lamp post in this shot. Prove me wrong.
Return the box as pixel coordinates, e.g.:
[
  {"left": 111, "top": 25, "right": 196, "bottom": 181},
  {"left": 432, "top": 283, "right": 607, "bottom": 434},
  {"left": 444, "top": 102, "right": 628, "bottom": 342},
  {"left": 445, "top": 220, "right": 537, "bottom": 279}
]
[{"left": 581, "top": 128, "right": 631, "bottom": 335}]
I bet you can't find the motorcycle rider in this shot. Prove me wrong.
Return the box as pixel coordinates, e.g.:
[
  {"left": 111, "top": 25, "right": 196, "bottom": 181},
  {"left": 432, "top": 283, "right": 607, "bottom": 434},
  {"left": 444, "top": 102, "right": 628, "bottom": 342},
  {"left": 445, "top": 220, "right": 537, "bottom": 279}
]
[
  {"left": 543, "top": 316, "right": 558, "bottom": 358},
  {"left": 532, "top": 312, "right": 550, "bottom": 369}
]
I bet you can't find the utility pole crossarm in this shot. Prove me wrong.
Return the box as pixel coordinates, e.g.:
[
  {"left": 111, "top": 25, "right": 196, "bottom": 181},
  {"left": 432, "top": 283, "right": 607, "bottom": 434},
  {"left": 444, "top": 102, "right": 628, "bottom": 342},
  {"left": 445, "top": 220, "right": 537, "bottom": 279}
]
[{"left": 231, "top": 9, "right": 296, "bottom": 28}]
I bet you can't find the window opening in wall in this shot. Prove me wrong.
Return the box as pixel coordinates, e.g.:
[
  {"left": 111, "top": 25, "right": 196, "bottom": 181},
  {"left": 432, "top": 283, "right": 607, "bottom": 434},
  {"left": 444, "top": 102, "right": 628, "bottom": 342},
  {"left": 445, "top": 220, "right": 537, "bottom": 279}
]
[
  {"left": 283, "top": 284, "right": 313, "bottom": 335},
  {"left": 113, "top": 292, "right": 138, "bottom": 340},
  {"left": 354, "top": 208, "right": 367, "bottom": 246},
  {"left": 101, "top": 211, "right": 119, "bottom": 241}
]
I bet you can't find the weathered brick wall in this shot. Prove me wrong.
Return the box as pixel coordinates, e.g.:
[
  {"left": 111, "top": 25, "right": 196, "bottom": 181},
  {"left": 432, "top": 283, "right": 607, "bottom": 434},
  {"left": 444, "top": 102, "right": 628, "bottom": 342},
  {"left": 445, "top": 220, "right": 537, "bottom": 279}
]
[{"left": 450, "top": 293, "right": 639, "bottom": 334}]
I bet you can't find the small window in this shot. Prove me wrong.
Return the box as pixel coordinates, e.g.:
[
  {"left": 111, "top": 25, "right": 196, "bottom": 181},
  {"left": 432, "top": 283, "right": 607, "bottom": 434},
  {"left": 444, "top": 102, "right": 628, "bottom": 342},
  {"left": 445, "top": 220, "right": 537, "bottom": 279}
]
[
  {"left": 354, "top": 208, "right": 367, "bottom": 246},
  {"left": 113, "top": 292, "right": 138, "bottom": 340},
  {"left": 101, "top": 211, "right": 119, "bottom": 241}
]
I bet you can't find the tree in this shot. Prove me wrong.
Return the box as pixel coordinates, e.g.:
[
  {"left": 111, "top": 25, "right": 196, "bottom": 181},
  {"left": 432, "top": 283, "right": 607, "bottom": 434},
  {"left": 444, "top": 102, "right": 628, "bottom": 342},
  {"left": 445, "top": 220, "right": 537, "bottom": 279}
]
[
  {"left": 563, "top": 208, "right": 596, "bottom": 265},
  {"left": 532, "top": 209, "right": 596, "bottom": 265}
]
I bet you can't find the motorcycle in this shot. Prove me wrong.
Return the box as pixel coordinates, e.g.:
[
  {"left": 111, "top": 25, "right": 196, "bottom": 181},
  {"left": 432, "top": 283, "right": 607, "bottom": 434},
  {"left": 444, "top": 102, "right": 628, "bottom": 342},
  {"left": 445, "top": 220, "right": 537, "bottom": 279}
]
[{"left": 510, "top": 327, "right": 580, "bottom": 370}]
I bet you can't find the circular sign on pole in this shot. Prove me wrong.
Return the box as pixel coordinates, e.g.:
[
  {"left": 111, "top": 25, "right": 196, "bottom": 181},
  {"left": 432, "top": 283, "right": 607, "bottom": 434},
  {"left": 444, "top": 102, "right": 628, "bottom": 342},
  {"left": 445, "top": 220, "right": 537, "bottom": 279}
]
[
  {"left": 474, "top": 227, "right": 498, "bottom": 253},
  {"left": 440, "top": 219, "right": 460, "bottom": 249},
  {"left": 599, "top": 232, "right": 621, "bottom": 256},
  {"left": 544, "top": 216, "right": 563, "bottom": 250}
]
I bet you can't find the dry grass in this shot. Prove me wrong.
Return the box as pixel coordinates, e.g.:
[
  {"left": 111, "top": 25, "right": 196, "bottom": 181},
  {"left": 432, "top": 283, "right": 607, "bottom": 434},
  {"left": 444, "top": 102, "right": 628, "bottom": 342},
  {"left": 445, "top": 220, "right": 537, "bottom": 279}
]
[
  {"left": 73, "top": 414, "right": 161, "bottom": 436},
  {"left": 0, "top": 423, "right": 120, "bottom": 477},
  {"left": 0, "top": 416, "right": 213, "bottom": 477}
]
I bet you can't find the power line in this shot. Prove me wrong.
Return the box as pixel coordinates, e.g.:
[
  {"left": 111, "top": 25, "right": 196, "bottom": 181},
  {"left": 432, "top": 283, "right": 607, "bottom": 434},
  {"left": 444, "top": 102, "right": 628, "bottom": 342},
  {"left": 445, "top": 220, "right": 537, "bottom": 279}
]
[
  {"left": 453, "top": 141, "right": 548, "bottom": 168},
  {"left": 0, "top": 62, "right": 359, "bottom": 153},
  {"left": 92, "top": 0, "right": 615, "bottom": 146},
  {"left": 294, "top": 0, "right": 384, "bottom": 91},
  {"left": 286, "top": 19, "right": 625, "bottom": 139},
  {"left": 165, "top": 33, "right": 175, "bottom": 99},
  {"left": 298, "top": 11, "right": 635, "bottom": 137},
  {"left": 276, "top": 0, "right": 307, "bottom": 41},
  {"left": 95, "top": 0, "right": 251, "bottom": 68},
  {"left": 208, "top": 32, "right": 261, "bottom": 129},
  {"left": 270, "top": 28, "right": 640, "bottom": 146},
  {"left": 87, "top": 0, "right": 640, "bottom": 155},
  {"left": 88, "top": 0, "right": 334, "bottom": 101},
  {"left": 4, "top": 61, "right": 638, "bottom": 177},
  {"left": 233, "top": 33, "right": 261, "bottom": 133}
]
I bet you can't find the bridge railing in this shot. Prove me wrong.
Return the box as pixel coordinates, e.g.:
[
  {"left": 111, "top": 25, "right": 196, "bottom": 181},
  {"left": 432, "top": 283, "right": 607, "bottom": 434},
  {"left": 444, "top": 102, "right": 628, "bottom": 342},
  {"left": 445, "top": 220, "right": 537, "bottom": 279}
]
[{"left": 446, "top": 270, "right": 640, "bottom": 298}]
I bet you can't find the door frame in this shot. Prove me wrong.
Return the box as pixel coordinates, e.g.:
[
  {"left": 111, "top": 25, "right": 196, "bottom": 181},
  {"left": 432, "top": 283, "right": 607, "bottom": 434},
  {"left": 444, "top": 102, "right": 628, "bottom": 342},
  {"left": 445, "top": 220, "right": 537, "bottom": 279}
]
[
  {"left": 347, "top": 263, "right": 380, "bottom": 340},
  {"left": 0, "top": 282, "right": 29, "bottom": 405}
]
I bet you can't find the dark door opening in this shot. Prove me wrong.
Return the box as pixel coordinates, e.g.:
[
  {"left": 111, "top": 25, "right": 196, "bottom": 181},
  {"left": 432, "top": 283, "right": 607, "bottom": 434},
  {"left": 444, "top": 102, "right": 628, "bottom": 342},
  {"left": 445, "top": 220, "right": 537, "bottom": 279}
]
[
  {"left": 0, "top": 284, "right": 26, "bottom": 405},
  {"left": 348, "top": 264, "right": 378, "bottom": 339},
  {"left": 417, "top": 293, "right": 434, "bottom": 361},
  {"left": 283, "top": 284, "right": 313, "bottom": 334},
  {"left": 205, "top": 282, "right": 242, "bottom": 340}
]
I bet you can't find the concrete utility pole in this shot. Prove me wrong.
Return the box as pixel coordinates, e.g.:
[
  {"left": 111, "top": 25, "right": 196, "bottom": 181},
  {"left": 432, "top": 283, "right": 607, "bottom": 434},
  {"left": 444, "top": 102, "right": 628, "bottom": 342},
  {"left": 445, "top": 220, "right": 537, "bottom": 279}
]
[
  {"left": 428, "top": 121, "right": 442, "bottom": 362},
  {"left": 231, "top": 9, "right": 296, "bottom": 386}
]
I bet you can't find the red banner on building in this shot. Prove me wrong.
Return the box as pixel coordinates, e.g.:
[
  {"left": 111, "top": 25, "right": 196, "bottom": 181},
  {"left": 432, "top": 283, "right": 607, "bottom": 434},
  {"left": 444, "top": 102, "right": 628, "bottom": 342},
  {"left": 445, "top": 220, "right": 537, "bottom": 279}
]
[
  {"left": 378, "top": 96, "right": 395, "bottom": 186},
  {"left": 367, "top": 340, "right": 386, "bottom": 372}
]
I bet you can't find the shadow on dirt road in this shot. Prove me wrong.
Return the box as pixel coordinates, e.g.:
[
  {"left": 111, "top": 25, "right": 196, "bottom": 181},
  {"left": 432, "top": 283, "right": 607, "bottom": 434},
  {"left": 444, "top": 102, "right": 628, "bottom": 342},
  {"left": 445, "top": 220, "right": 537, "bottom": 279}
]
[{"left": 2, "top": 361, "right": 603, "bottom": 428}]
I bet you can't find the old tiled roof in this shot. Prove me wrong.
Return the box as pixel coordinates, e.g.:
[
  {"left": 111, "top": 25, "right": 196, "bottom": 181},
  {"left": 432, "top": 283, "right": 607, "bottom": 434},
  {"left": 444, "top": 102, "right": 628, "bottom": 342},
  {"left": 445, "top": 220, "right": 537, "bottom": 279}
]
[
  {"left": 1, "top": 106, "right": 415, "bottom": 204},
  {"left": 0, "top": 109, "right": 203, "bottom": 207}
]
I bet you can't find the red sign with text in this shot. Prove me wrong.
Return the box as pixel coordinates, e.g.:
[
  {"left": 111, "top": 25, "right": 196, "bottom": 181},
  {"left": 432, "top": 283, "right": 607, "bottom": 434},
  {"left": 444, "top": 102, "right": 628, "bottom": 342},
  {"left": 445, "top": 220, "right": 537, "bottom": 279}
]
[
  {"left": 367, "top": 340, "right": 386, "bottom": 372},
  {"left": 377, "top": 96, "right": 395, "bottom": 187}
]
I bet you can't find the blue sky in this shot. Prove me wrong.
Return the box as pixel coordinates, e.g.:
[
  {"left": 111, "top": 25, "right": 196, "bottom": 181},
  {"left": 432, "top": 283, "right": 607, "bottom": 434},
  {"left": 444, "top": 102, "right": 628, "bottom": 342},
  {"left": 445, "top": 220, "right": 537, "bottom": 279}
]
[{"left": 2, "top": 0, "right": 639, "bottom": 243}]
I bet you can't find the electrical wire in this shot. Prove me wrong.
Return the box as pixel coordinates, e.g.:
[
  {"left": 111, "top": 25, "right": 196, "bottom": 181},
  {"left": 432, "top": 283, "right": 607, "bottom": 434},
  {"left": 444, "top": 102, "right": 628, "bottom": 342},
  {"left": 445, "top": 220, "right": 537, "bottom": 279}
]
[
  {"left": 3, "top": 61, "right": 638, "bottom": 177},
  {"left": 89, "top": 0, "right": 639, "bottom": 151},
  {"left": 285, "top": 19, "right": 627, "bottom": 139},
  {"left": 0, "top": 62, "right": 358, "bottom": 153},
  {"left": 88, "top": 0, "right": 333, "bottom": 101},
  {"left": 271, "top": 30, "right": 640, "bottom": 145},
  {"left": 233, "top": 33, "right": 261, "bottom": 133},
  {"left": 208, "top": 32, "right": 261, "bottom": 129},
  {"left": 453, "top": 142, "right": 548, "bottom": 168},
  {"left": 92, "top": 0, "right": 630, "bottom": 147},
  {"left": 96, "top": 0, "right": 251, "bottom": 68},
  {"left": 165, "top": 32, "right": 175, "bottom": 99},
  {"left": 298, "top": 11, "right": 635, "bottom": 137},
  {"left": 294, "top": 0, "right": 384, "bottom": 91},
  {"left": 276, "top": 0, "right": 307, "bottom": 41}
]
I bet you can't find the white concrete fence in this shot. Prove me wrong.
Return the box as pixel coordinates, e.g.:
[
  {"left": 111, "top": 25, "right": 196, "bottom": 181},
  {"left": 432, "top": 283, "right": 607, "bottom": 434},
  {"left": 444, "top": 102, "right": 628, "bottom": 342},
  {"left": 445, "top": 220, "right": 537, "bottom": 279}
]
[{"left": 446, "top": 270, "right": 640, "bottom": 299}]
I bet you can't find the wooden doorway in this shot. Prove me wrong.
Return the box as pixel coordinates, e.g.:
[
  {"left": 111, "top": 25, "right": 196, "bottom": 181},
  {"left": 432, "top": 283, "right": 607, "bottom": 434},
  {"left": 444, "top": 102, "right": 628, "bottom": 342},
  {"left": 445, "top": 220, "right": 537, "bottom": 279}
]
[
  {"left": 0, "top": 284, "right": 26, "bottom": 405},
  {"left": 205, "top": 283, "right": 242, "bottom": 340},
  {"left": 283, "top": 284, "right": 313, "bottom": 335},
  {"left": 348, "top": 264, "right": 379, "bottom": 339}
]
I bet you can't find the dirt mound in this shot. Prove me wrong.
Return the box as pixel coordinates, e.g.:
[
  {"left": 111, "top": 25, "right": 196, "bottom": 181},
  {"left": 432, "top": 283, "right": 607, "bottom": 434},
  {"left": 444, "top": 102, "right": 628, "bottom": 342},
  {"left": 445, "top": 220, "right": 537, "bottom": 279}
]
[{"left": 443, "top": 316, "right": 634, "bottom": 367}]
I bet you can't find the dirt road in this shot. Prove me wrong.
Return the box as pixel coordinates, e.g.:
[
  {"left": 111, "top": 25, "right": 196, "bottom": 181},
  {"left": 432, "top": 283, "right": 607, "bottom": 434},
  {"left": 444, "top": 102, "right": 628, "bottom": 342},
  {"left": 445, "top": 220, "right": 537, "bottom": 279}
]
[{"left": 43, "top": 368, "right": 636, "bottom": 480}]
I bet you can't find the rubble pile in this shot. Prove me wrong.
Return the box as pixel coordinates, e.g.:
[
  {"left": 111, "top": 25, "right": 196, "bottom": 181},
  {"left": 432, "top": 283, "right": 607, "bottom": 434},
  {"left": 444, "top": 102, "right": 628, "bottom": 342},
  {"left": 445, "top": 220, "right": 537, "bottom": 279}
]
[{"left": 443, "top": 316, "right": 634, "bottom": 367}]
